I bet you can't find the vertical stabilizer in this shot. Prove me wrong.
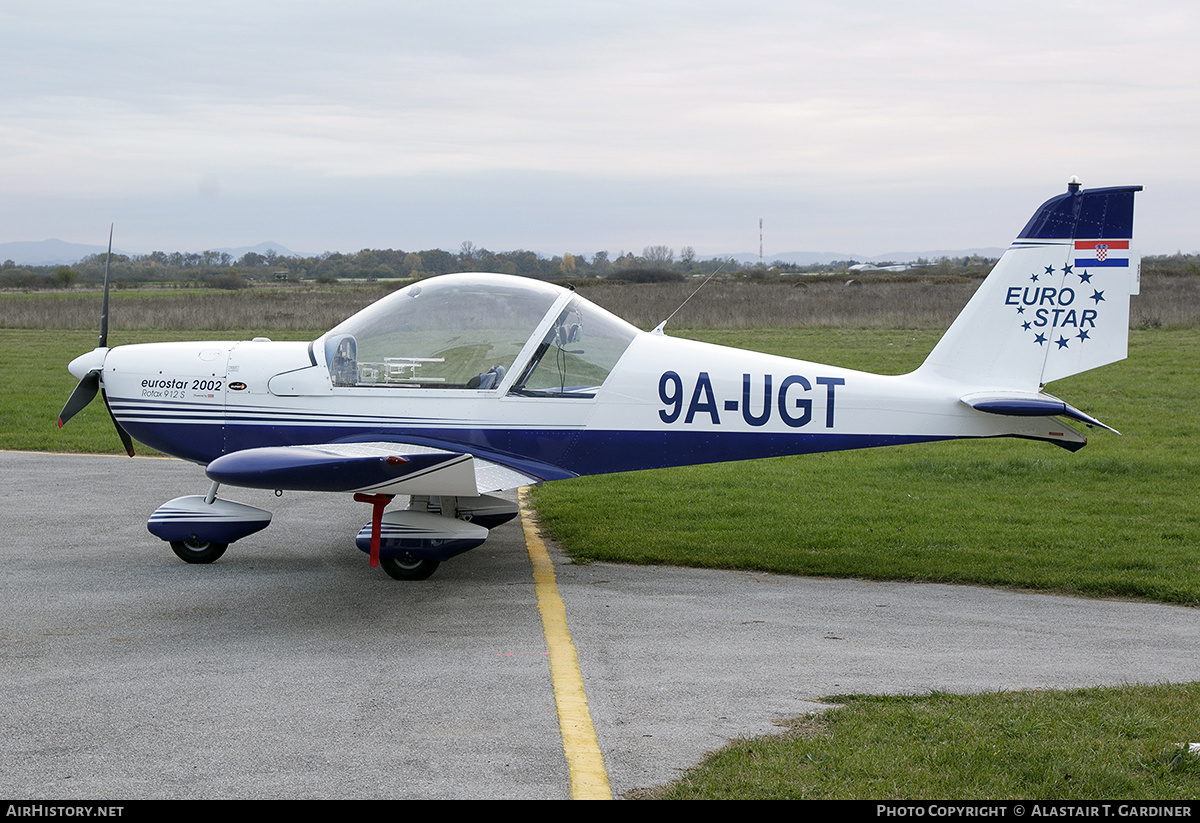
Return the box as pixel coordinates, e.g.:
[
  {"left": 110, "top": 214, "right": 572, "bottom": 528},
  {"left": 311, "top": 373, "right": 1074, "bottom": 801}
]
[{"left": 918, "top": 182, "right": 1141, "bottom": 390}]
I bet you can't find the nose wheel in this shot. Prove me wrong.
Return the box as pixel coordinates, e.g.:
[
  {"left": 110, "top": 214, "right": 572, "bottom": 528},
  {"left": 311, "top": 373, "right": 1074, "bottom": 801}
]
[{"left": 150, "top": 492, "right": 271, "bottom": 565}]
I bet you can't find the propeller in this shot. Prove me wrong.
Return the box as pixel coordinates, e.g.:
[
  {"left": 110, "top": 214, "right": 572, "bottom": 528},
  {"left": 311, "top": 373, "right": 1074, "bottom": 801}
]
[
  {"left": 57, "top": 226, "right": 136, "bottom": 456},
  {"left": 58, "top": 368, "right": 100, "bottom": 427}
]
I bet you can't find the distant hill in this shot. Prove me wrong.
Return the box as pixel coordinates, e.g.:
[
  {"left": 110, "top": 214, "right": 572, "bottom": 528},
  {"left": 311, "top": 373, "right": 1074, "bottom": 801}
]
[
  {"left": 212, "top": 241, "right": 301, "bottom": 260},
  {"left": 0, "top": 239, "right": 117, "bottom": 266},
  {"left": 724, "top": 248, "right": 1005, "bottom": 266},
  {"left": 0, "top": 239, "right": 300, "bottom": 266},
  {"left": 865, "top": 247, "right": 1005, "bottom": 263}
]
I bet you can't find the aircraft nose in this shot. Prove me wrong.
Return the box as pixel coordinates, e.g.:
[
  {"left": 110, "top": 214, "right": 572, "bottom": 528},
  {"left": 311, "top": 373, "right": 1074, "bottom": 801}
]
[{"left": 68, "top": 347, "right": 109, "bottom": 380}]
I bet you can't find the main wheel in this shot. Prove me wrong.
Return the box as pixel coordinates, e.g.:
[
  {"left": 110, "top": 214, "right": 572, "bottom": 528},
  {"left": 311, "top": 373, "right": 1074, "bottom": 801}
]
[
  {"left": 170, "top": 540, "right": 228, "bottom": 564},
  {"left": 378, "top": 557, "right": 440, "bottom": 580}
]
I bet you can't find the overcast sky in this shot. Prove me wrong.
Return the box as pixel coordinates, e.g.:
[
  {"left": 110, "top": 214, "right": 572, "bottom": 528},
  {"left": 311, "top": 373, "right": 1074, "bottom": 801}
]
[{"left": 3, "top": 1, "right": 1197, "bottom": 258}]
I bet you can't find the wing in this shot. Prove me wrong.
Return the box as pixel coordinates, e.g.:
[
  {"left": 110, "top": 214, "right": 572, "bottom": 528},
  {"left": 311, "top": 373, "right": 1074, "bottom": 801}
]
[{"left": 205, "top": 442, "right": 540, "bottom": 497}]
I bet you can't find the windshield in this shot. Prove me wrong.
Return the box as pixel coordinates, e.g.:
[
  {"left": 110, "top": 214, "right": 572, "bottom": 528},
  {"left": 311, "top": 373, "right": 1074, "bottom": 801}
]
[
  {"left": 508, "top": 295, "right": 639, "bottom": 397},
  {"left": 318, "top": 273, "right": 635, "bottom": 394}
]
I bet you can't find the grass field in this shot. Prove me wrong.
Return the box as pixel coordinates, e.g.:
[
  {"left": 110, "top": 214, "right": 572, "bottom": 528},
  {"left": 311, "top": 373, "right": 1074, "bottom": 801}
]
[
  {"left": 5, "top": 294, "right": 1199, "bottom": 800},
  {"left": 636, "top": 685, "right": 1200, "bottom": 799}
]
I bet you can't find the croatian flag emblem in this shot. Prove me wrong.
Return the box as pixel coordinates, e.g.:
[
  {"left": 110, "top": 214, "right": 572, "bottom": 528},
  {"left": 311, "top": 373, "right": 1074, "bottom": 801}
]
[{"left": 1075, "top": 239, "right": 1130, "bottom": 267}]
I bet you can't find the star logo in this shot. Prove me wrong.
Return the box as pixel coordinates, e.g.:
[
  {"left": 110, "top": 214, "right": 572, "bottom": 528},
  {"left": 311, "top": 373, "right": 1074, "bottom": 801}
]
[
  {"left": 1090, "top": 289, "right": 1106, "bottom": 304},
  {"left": 1056, "top": 335, "right": 1070, "bottom": 349},
  {"left": 1078, "top": 270, "right": 1093, "bottom": 283},
  {"left": 1030, "top": 272, "right": 1039, "bottom": 283},
  {"left": 1034, "top": 333, "right": 1047, "bottom": 346},
  {"left": 1045, "top": 265, "right": 1055, "bottom": 275},
  {"left": 1063, "top": 264, "right": 1073, "bottom": 275},
  {"left": 1022, "top": 321, "right": 1032, "bottom": 330},
  {"left": 1077, "top": 329, "right": 1090, "bottom": 341}
]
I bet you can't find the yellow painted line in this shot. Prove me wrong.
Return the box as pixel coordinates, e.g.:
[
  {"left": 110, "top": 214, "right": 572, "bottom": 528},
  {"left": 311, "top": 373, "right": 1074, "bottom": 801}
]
[{"left": 518, "top": 487, "right": 612, "bottom": 801}]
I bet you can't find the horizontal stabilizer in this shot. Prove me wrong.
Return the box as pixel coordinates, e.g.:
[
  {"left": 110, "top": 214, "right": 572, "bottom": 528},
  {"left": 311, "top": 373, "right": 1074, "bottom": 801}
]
[
  {"left": 206, "top": 441, "right": 539, "bottom": 496},
  {"left": 961, "top": 391, "right": 1118, "bottom": 434}
]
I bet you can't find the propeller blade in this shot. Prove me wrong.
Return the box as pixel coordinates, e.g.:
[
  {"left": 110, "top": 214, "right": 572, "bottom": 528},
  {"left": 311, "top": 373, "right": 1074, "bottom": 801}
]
[
  {"left": 101, "top": 389, "right": 135, "bottom": 456},
  {"left": 59, "top": 226, "right": 133, "bottom": 455},
  {"left": 99, "top": 224, "right": 112, "bottom": 349},
  {"left": 58, "top": 369, "right": 100, "bottom": 428}
]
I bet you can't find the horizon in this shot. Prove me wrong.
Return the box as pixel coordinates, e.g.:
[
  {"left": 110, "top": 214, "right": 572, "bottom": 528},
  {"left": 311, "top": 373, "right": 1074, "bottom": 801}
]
[{"left": 0, "top": 235, "right": 1014, "bottom": 269}]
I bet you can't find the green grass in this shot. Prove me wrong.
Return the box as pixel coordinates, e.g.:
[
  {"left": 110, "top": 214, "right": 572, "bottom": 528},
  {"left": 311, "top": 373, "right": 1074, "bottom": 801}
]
[
  {"left": 532, "top": 327, "right": 1200, "bottom": 605},
  {"left": 639, "top": 684, "right": 1200, "bottom": 799}
]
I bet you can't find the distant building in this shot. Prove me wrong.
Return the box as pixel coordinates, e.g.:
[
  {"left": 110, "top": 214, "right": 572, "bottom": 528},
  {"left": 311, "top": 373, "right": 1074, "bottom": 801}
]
[{"left": 847, "top": 263, "right": 914, "bottom": 273}]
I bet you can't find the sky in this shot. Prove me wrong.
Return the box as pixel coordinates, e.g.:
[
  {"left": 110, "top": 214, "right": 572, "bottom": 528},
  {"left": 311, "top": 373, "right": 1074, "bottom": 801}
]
[{"left": 3, "top": 1, "right": 1198, "bottom": 259}]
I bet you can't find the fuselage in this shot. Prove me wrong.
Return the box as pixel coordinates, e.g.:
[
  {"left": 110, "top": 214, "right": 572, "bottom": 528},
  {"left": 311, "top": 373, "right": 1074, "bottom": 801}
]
[{"left": 99, "top": 331, "right": 1022, "bottom": 482}]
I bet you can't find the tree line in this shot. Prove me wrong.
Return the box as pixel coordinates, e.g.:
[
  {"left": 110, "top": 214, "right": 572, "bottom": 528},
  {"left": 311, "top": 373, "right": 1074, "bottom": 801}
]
[
  {"left": 2, "top": 243, "right": 720, "bottom": 289},
  {"left": 3, "top": 241, "right": 1196, "bottom": 292}
]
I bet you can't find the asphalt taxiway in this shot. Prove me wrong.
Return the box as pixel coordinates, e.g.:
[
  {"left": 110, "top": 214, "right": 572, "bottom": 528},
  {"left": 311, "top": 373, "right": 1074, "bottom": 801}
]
[{"left": 5, "top": 452, "right": 1200, "bottom": 799}]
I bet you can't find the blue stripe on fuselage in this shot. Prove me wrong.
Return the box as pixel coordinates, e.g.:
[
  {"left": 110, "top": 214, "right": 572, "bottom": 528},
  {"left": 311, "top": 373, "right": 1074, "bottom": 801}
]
[{"left": 120, "top": 411, "right": 950, "bottom": 481}]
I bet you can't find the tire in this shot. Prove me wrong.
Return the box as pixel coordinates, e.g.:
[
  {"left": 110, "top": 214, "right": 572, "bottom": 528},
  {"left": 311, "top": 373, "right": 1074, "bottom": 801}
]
[
  {"left": 170, "top": 540, "right": 228, "bottom": 564},
  {"left": 378, "top": 557, "right": 440, "bottom": 581}
]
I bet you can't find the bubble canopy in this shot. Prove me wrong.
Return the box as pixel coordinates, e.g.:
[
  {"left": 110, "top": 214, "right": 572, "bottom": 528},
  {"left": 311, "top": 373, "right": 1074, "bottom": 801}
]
[{"left": 316, "top": 273, "right": 639, "bottom": 397}]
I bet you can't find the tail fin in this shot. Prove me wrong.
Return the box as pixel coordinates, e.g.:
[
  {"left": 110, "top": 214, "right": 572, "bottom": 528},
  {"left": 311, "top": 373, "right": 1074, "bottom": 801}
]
[{"left": 918, "top": 180, "right": 1142, "bottom": 391}]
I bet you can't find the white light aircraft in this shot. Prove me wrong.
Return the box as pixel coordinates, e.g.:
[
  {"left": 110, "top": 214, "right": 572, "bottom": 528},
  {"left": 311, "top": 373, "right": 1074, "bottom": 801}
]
[{"left": 60, "top": 180, "right": 1141, "bottom": 580}]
